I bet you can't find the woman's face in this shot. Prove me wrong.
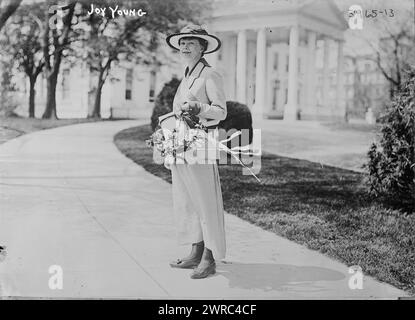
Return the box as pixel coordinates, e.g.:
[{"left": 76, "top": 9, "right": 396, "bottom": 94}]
[{"left": 179, "top": 37, "right": 204, "bottom": 64}]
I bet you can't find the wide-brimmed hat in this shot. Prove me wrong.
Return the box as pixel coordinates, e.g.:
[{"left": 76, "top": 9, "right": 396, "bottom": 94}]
[{"left": 166, "top": 25, "right": 221, "bottom": 54}]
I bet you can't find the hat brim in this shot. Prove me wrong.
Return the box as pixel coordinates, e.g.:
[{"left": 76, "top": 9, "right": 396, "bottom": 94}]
[{"left": 166, "top": 33, "right": 221, "bottom": 54}]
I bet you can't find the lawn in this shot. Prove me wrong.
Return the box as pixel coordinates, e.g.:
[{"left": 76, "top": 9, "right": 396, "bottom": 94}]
[
  {"left": 321, "top": 120, "right": 382, "bottom": 134},
  {"left": 0, "top": 115, "right": 107, "bottom": 144},
  {"left": 114, "top": 124, "right": 415, "bottom": 295}
]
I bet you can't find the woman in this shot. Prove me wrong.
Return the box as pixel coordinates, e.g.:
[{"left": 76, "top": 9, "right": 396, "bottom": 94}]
[{"left": 165, "top": 25, "right": 227, "bottom": 279}]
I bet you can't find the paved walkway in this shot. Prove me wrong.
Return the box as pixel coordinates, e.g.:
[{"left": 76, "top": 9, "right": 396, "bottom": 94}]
[{"left": 0, "top": 120, "right": 407, "bottom": 299}]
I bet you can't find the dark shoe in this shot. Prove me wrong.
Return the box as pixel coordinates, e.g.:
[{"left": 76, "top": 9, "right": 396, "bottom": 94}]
[
  {"left": 190, "top": 261, "right": 216, "bottom": 279},
  {"left": 169, "top": 257, "right": 201, "bottom": 269}
]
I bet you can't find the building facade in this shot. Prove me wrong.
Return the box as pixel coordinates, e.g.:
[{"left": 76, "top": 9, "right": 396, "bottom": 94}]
[
  {"left": 343, "top": 55, "right": 390, "bottom": 120},
  {"left": 13, "top": 0, "right": 362, "bottom": 122},
  {"left": 207, "top": 0, "right": 348, "bottom": 121}
]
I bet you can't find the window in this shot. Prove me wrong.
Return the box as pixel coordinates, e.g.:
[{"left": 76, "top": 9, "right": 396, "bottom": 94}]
[
  {"left": 362, "top": 74, "right": 367, "bottom": 83},
  {"left": 273, "top": 53, "right": 279, "bottom": 70},
  {"left": 316, "top": 88, "right": 322, "bottom": 105},
  {"left": 149, "top": 70, "right": 156, "bottom": 102},
  {"left": 284, "top": 88, "right": 288, "bottom": 104},
  {"left": 62, "top": 69, "right": 70, "bottom": 99},
  {"left": 272, "top": 80, "right": 280, "bottom": 110},
  {"left": 125, "top": 68, "right": 133, "bottom": 100}
]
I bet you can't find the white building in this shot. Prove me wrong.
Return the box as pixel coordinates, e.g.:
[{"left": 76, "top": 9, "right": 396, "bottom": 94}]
[
  {"left": 343, "top": 54, "right": 390, "bottom": 119},
  {"left": 207, "top": 0, "right": 348, "bottom": 121},
  {"left": 13, "top": 58, "right": 180, "bottom": 119},
  {"left": 14, "top": 0, "right": 349, "bottom": 122}
]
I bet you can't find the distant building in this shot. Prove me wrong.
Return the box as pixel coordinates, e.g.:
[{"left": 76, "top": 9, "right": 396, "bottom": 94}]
[
  {"left": 12, "top": 55, "right": 181, "bottom": 119},
  {"left": 207, "top": 0, "right": 348, "bottom": 122},
  {"left": 15, "top": 0, "right": 387, "bottom": 123},
  {"left": 343, "top": 55, "right": 390, "bottom": 120}
]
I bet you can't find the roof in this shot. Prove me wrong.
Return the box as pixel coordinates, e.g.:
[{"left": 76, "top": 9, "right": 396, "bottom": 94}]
[{"left": 210, "top": 0, "right": 348, "bottom": 31}]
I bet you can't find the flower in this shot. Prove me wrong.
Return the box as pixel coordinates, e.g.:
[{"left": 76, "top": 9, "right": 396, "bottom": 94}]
[
  {"left": 146, "top": 115, "right": 206, "bottom": 168},
  {"left": 164, "top": 154, "right": 176, "bottom": 169},
  {"left": 146, "top": 113, "right": 261, "bottom": 182}
]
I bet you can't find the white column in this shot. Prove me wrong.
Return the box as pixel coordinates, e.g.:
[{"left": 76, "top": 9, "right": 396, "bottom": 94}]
[
  {"left": 277, "top": 48, "right": 286, "bottom": 110},
  {"left": 322, "top": 37, "right": 330, "bottom": 110},
  {"left": 253, "top": 27, "right": 266, "bottom": 122},
  {"left": 336, "top": 40, "right": 345, "bottom": 120},
  {"left": 284, "top": 25, "right": 299, "bottom": 121},
  {"left": 207, "top": 30, "right": 219, "bottom": 68},
  {"left": 223, "top": 34, "right": 237, "bottom": 101},
  {"left": 208, "top": 51, "right": 218, "bottom": 68},
  {"left": 305, "top": 30, "right": 317, "bottom": 117},
  {"left": 236, "top": 29, "right": 247, "bottom": 103}
]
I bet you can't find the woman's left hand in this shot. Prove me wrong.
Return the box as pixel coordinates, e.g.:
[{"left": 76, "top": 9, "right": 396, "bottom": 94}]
[{"left": 180, "top": 101, "right": 201, "bottom": 115}]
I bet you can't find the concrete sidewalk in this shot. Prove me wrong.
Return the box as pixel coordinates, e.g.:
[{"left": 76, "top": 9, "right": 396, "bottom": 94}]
[{"left": 0, "top": 120, "right": 407, "bottom": 299}]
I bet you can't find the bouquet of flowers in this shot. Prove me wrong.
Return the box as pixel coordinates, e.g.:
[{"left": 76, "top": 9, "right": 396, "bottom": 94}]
[
  {"left": 146, "top": 113, "right": 208, "bottom": 169},
  {"left": 146, "top": 111, "right": 261, "bottom": 182}
]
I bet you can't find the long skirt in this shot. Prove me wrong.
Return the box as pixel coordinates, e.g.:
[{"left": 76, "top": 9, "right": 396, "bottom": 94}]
[{"left": 170, "top": 162, "right": 226, "bottom": 261}]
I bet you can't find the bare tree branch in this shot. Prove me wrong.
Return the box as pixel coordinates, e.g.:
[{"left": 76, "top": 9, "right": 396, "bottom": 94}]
[{"left": 0, "top": 0, "right": 22, "bottom": 30}]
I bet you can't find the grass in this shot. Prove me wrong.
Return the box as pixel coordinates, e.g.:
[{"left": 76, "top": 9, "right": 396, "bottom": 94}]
[
  {"left": 114, "top": 124, "right": 415, "bottom": 295},
  {"left": 321, "top": 120, "right": 382, "bottom": 134},
  {"left": 0, "top": 115, "right": 107, "bottom": 144}
]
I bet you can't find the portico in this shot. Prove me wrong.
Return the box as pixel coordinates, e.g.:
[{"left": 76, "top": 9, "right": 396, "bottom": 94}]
[{"left": 207, "top": 0, "right": 348, "bottom": 123}]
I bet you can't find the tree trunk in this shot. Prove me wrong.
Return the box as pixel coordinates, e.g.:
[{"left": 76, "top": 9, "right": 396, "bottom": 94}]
[
  {"left": 41, "top": 3, "right": 75, "bottom": 120},
  {"left": 0, "top": 0, "right": 23, "bottom": 31},
  {"left": 29, "top": 77, "right": 36, "bottom": 118},
  {"left": 42, "top": 71, "right": 58, "bottom": 119},
  {"left": 89, "top": 83, "right": 103, "bottom": 118},
  {"left": 89, "top": 70, "right": 105, "bottom": 119},
  {"left": 389, "top": 83, "right": 397, "bottom": 100}
]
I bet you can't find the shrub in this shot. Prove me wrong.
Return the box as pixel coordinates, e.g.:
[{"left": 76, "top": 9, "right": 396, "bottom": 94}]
[
  {"left": 150, "top": 77, "right": 181, "bottom": 131},
  {"left": 363, "top": 68, "right": 415, "bottom": 213},
  {"left": 218, "top": 100, "right": 253, "bottom": 147}
]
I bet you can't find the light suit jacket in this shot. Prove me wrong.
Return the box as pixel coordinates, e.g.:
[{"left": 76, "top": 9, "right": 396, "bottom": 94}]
[
  {"left": 172, "top": 57, "right": 227, "bottom": 128},
  {"left": 155, "top": 58, "right": 227, "bottom": 165}
]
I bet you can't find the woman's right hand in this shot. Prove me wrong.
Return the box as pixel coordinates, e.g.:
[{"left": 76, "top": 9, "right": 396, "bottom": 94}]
[{"left": 174, "top": 105, "right": 182, "bottom": 117}]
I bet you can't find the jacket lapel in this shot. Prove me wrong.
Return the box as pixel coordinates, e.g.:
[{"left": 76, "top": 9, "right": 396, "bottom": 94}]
[{"left": 185, "top": 58, "right": 210, "bottom": 90}]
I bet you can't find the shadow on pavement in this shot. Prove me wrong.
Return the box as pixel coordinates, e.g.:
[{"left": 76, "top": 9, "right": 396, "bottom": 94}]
[{"left": 216, "top": 262, "right": 345, "bottom": 292}]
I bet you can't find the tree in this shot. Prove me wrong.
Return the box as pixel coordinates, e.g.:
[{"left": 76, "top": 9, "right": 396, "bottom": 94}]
[
  {"left": 373, "top": 27, "right": 415, "bottom": 98},
  {"left": 76, "top": 0, "right": 209, "bottom": 118},
  {"left": 1, "top": 3, "right": 46, "bottom": 117},
  {"left": 0, "top": 58, "right": 17, "bottom": 116},
  {"left": 42, "top": 0, "right": 77, "bottom": 119},
  {"left": 0, "top": 0, "right": 22, "bottom": 30},
  {"left": 360, "top": 1, "right": 415, "bottom": 98}
]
